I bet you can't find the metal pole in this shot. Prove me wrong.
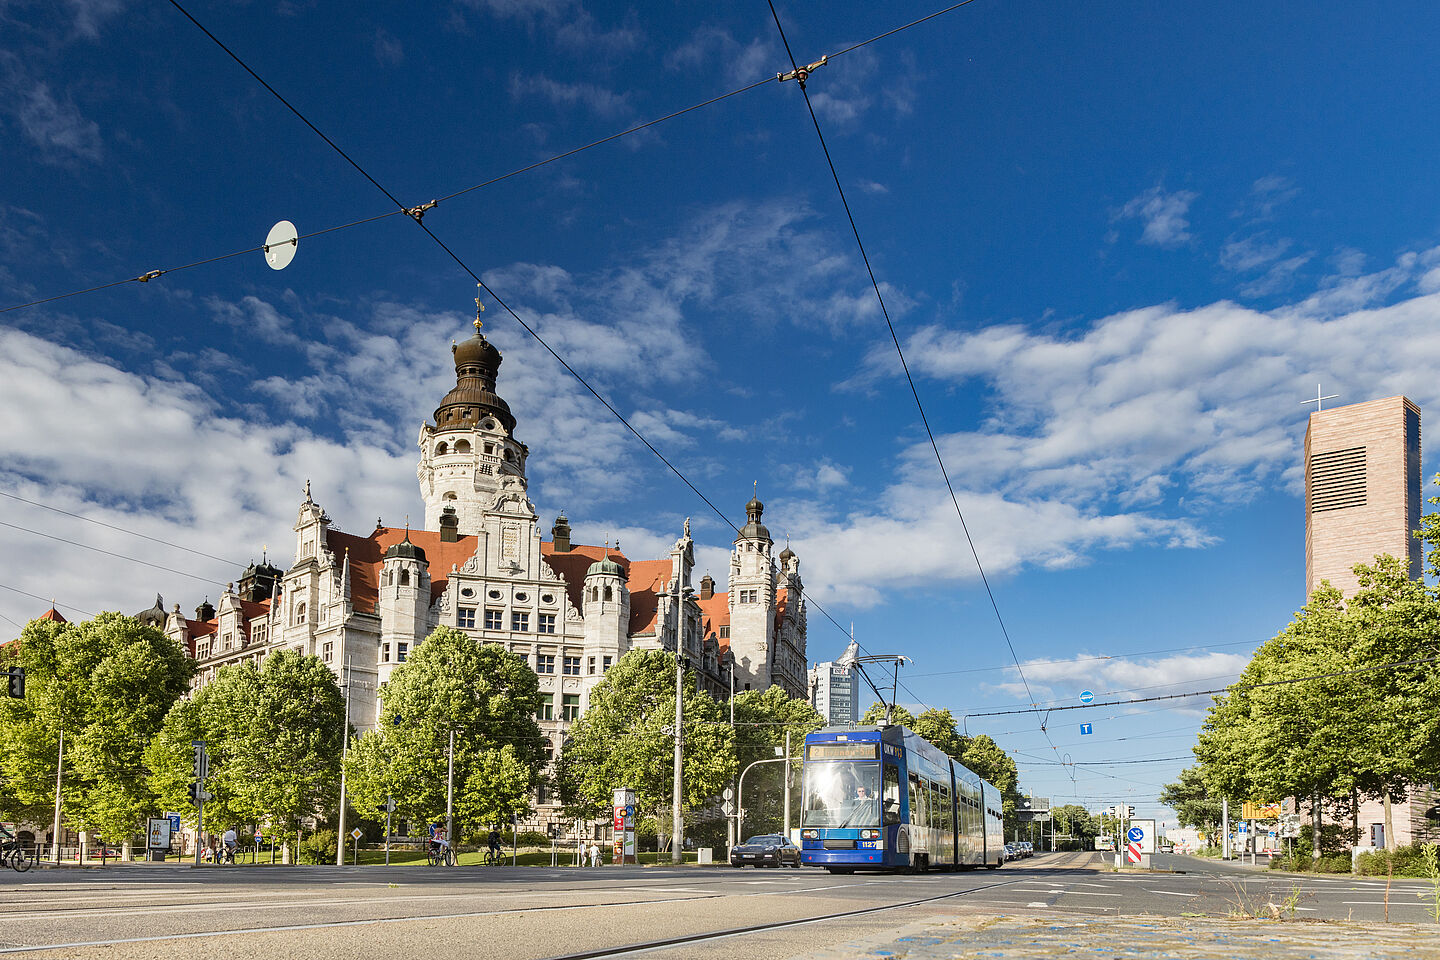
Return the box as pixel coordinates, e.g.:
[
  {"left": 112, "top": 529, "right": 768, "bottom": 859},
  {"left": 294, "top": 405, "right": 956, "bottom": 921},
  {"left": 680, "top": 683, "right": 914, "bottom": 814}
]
[
  {"left": 51, "top": 729, "right": 63, "bottom": 864},
  {"left": 1222, "top": 797, "right": 1230, "bottom": 860},
  {"left": 336, "top": 657, "right": 352, "bottom": 866},
  {"left": 385, "top": 795, "right": 393, "bottom": 867},
  {"left": 728, "top": 659, "right": 736, "bottom": 854},
  {"left": 671, "top": 637, "right": 685, "bottom": 863},
  {"left": 446, "top": 729, "right": 456, "bottom": 857},
  {"left": 783, "top": 730, "right": 791, "bottom": 840}
]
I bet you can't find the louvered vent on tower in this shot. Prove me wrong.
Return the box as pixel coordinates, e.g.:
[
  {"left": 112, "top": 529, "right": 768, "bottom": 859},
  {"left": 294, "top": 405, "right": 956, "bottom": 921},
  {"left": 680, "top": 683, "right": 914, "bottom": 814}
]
[{"left": 1309, "top": 446, "right": 1367, "bottom": 513}]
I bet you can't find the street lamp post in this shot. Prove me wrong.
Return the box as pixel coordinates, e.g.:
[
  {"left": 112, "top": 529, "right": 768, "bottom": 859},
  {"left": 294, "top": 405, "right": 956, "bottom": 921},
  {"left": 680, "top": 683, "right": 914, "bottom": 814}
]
[
  {"left": 336, "top": 657, "right": 353, "bottom": 866},
  {"left": 670, "top": 574, "right": 694, "bottom": 865},
  {"left": 736, "top": 750, "right": 786, "bottom": 841}
]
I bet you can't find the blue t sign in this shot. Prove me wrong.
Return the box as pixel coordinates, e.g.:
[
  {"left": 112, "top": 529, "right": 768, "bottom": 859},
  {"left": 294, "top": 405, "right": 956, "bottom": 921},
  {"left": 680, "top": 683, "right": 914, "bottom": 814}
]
[{"left": 1079, "top": 723, "right": 1093, "bottom": 735}]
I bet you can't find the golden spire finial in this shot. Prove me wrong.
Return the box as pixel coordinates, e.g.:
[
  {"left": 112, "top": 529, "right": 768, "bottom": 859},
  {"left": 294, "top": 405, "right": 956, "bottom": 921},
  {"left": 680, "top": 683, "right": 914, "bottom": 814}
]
[{"left": 474, "top": 282, "right": 485, "bottom": 332}]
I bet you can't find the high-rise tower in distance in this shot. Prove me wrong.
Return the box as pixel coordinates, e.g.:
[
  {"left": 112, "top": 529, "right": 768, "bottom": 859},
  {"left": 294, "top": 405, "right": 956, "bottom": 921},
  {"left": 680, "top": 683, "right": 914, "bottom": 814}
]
[{"left": 1304, "top": 395, "right": 1421, "bottom": 598}]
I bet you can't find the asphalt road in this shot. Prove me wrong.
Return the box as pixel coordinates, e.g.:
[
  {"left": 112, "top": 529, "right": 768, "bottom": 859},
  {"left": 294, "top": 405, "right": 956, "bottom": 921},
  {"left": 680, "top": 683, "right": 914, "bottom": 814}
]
[{"left": 1, "top": 851, "right": 1436, "bottom": 959}]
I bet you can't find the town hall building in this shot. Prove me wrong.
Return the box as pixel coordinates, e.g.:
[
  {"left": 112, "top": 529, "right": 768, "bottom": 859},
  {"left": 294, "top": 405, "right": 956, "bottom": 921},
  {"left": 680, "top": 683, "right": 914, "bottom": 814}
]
[{"left": 164, "top": 317, "right": 809, "bottom": 785}]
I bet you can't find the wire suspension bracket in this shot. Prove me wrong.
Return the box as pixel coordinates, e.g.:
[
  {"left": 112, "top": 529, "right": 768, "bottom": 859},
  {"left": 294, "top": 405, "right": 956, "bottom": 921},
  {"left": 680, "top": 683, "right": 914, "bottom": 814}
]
[{"left": 778, "top": 55, "right": 828, "bottom": 88}]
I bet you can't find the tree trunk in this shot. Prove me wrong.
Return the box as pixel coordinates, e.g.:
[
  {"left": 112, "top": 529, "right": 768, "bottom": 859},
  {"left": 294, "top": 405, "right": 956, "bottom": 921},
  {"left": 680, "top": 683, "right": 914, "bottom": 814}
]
[
  {"left": 1383, "top": 792, "right": 1394, "bottom": 852},
  {"left": 1312, "top": 792, "right": 1321, "bottom": 861}
]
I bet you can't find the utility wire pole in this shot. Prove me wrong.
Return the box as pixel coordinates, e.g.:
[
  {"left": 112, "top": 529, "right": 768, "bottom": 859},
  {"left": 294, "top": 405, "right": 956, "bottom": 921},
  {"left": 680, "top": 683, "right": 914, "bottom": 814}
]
[
  {"left": 50, "top": 730, "right": 63, "bottom": 864},
  {"left": 336, "top": 657, "right": 353, "bottom": 866},
  {"left": 446, "top": 728, "right": 456, "bottom": 859}
]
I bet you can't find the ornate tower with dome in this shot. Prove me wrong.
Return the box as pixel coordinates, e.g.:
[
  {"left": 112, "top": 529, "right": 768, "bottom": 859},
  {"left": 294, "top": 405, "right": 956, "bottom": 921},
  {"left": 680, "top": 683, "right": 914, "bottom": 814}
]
[
  {"left": 416, "top": 317, "right": 530, "bottom": 535},
  {"left": 165, "top": 303, "right": 808, "bottom": 826}
]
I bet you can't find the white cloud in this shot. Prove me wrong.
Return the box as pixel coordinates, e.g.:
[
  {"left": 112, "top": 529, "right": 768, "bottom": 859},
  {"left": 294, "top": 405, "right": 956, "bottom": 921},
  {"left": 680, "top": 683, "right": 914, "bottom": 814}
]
[
  {"left": 13, "top": 81, "right": 103, "bottom": 164},
  {"left": 989, "top": 651, "right": 1251, "bottom": 716},
  {"left": 1113, "top": 185, "right": 1198, "bottom": 248},
  {"left": 810, "top": 245, "right": 1440, "bottom": 605},
  {"left": 508, "top": 74, "right": 631, "bottom": 118}
]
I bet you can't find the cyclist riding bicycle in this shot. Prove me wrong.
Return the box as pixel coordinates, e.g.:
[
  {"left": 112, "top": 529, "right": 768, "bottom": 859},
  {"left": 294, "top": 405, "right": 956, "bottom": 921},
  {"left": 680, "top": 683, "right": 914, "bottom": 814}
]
[
  {"left": 487, "top": 828, "right": 502, "bottom": 861},
  {"left": 221, "top": 828, "right": 238, "bottom": 864},
  {"left": 428, "top": 822, "right": 450, "bottom": 860}
]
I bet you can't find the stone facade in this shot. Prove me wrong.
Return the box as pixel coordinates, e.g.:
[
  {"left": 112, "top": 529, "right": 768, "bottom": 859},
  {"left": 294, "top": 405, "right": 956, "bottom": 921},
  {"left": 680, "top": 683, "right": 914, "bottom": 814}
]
[
  {"left": 165, "top": 321, "right": 808, "bottom": 816},
  {"left": 1304, "top": 396, "right": 1421, "bottom": 599}
]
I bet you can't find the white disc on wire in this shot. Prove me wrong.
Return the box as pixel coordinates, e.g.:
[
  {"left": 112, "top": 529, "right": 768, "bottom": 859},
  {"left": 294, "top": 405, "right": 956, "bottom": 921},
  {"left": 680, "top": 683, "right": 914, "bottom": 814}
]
[{"left": 264, "top": 220, "right": 298, "bottom": 270}]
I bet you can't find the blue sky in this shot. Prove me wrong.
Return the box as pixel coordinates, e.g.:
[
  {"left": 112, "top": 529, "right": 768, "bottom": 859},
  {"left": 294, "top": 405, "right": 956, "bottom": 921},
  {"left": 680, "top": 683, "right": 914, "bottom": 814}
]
[{"left": 4, "top": 0, "right": 1440, "bottom": 824}]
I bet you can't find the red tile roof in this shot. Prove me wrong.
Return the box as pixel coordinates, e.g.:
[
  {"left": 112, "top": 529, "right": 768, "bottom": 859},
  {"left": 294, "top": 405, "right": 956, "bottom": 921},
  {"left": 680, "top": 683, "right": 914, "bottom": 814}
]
[
  {"left": 696, "top": 590, "right": 730, "bottom": 658},
  {"left": 541, "top": 542, "right": 631, "bottom": 613},
  {"left": 39, "top": 608, "right": 67, "bottom": 623},
  {"left": 625, "top": 559, "right": 675, "bottom": 635}
]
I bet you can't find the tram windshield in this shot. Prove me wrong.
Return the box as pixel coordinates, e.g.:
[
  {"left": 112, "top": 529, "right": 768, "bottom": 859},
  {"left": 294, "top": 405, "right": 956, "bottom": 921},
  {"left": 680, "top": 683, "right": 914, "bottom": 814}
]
[{"left": 802, "top": 761, "right": 881, "bottom": 827}]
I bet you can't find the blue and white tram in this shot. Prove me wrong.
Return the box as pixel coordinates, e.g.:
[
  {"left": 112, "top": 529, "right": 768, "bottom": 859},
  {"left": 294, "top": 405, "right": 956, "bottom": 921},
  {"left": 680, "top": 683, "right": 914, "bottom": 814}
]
[{"left": 799, "top": 725, "right": 1005, "bottom": 873}]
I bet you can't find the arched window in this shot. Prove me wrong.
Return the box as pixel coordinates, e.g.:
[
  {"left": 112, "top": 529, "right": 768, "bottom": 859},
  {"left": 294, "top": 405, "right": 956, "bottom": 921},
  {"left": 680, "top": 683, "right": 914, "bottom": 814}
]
[
  {"left": 435, "top": 441, "right": 448, "bottom": 456},
  {"left": 603, "top": 586, "right": 613, "bottom": 602},
  {"left": 455, "top": 439, "right": 471, "bottom": 454},
  {"left": 293, "top": 601, "right": 307, "bottom": 626},
  {"left": 383, "top": 570, "right": 392, "bottom": 586},
  {"left": 589, "top": 587, "right": 598, "bottom": 602},
  {"left": 443, "top": 492, "right": 457, "bottom": 501},
  {"left": 399, "top": 569, "right": 410, "bottom": 587},
  {"left": 544, "top": 738, "right": 554, "bottom": 761}
]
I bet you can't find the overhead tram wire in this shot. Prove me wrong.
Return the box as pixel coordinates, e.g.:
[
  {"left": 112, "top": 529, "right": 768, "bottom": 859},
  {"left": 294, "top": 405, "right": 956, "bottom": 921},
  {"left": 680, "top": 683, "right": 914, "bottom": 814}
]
[
  {"left": 162, "top": 0, "right": 957, "bottom": 685},
  {"left": 764, "top": 2, "right": 1024, "bottom": 728},
  {"left": 0, "top": 489, "right": 247, "bottom": 567},
  {"left": 0, "top": 519, "right": 230, "bottom": 588},
  {"left": 906, "top": 638, "right": 1259, "bottom": 679},
  {"left": 964, "top": 653, "right": 1440, "bottom": 717},
  {"left": 0, "top": 582, "right": 96, "bottom": 619},
  {"left": 6, "top": 0, "right": 974, "bottom": 317}
]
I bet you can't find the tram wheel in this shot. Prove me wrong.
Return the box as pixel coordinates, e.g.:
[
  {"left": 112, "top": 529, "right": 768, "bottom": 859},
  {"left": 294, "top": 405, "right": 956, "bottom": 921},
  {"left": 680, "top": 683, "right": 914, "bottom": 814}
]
[{"left": 826, "top": 866, "right": 855, "bottom": 874}]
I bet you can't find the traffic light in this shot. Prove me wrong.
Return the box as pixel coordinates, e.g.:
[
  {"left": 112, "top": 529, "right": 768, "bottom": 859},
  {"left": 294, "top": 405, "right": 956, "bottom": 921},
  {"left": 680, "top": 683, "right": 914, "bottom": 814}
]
[
  {"left": 6, "top": 666, "right": 23, "bottom": 699},
  {"left": 1125, "top": 805, "right": 1136, "bottom": 819}
]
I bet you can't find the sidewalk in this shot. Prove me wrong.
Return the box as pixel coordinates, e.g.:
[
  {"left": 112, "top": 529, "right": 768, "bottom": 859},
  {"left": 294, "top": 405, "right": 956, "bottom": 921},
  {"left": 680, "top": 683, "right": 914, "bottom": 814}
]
[{"left": 795, "top": 913, "right": 1440, "bottom": 959}]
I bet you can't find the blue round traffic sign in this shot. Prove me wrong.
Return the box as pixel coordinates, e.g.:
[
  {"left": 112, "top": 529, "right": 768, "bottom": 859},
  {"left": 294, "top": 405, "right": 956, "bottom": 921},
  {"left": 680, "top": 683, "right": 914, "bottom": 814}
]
[
  {"left": 1079, "top": 690, "right": 1094, "bottom": 704},
  {"left": 1128, "top": 826, "right": 1143, "bottom": 843}
]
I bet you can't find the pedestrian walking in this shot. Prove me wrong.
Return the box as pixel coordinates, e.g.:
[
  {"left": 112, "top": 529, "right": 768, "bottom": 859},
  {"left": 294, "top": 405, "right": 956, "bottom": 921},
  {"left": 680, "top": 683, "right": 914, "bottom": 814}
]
[{"left": 589, "top": 841, "right": 600, "bottom": 867}]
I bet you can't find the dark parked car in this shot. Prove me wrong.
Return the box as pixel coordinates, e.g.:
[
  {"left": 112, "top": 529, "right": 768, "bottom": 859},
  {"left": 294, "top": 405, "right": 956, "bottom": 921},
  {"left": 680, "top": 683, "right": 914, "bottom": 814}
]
[{"left": 730, "top": 834, "right": 801, "bottom": 868}]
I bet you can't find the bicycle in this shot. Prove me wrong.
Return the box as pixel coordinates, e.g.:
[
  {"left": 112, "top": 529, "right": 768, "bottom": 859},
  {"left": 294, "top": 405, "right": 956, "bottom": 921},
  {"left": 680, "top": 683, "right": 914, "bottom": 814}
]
[
  {"left": 427, "top": 841, "right": 455, "bottom": 867},
  {"left": 482, "top": 848, "right": 505, "bottom": 866},
  {"left": 2, "top": 840, "right": 33, "bottom": 873}
]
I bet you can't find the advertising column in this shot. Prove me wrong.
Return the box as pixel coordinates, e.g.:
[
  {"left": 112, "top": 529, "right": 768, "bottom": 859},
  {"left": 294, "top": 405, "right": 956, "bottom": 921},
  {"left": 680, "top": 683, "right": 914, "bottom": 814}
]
[{"left": 612, "top": 787, "right": 636, "bottom": 865}]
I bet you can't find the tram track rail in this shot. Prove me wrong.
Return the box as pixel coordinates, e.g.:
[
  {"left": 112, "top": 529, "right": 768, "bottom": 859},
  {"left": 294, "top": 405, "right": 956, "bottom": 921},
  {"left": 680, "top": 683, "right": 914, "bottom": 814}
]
[
  {"left": 0, "top": 867, "right": 1083, "bottom": 957},
  {"left": 539, "top": 872, "right": 1062, "bottom": 960}
]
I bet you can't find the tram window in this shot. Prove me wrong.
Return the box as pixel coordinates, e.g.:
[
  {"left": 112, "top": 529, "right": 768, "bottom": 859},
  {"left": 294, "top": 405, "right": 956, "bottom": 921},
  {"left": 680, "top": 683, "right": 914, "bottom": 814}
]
[
  {"left": 908, "top": 774, "right": 922, "bottom": 828},
  {"left": 883, "top": 765, "right": 902, "bottom": 825}
]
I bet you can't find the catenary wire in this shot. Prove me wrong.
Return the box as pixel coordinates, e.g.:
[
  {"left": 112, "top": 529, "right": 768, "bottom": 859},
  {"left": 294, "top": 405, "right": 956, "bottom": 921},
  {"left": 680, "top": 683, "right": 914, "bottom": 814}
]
[
  {"left": 0, "top": 489, "right": 247, "bottom": 567},
  {"left": 765, "top": 1, "right": 1025, "bottom": 733},
  {"left": 906, "top": 638, "right": 1258, "bottom": 679},
  {"left": 161, "top": 0, "right": 934, "bottom": 704},
  {"left": 0, "top": 582, "right": 95, "bottom": 618},
  {"left": 964, "top": 653, "right": 1440, "bottom": 717},
  {"left": 3, "top": 0, "right": 972, "bottom": 317},
  {"left": 0, "top": 519, "right": 229, "bottom": 588}
]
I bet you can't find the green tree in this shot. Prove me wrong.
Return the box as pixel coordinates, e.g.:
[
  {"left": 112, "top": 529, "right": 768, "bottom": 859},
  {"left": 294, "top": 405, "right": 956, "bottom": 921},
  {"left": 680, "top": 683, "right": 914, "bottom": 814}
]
[
  {"left": 1158, "top": 766, "right": 1224, "bottom": 835},
  {"left": 856, "top": 702, "right": 1022, "bottom": 831},
  {"left": 345, "top": 626, "right": 545, "bottom": 834},
  {"left": 556, "top": 649, "right": 734, "bottom": 846},
  {"left": 0, "top": 613, "right": 193, "bottom": 842},
  {"left": 148, "top": 651, "right": 345, "bottom": 839},
  {"left": 1345, "top": 554, "right": 1440, "bottom": 849},
  {"left": 731, "top": 686, "right": 823, "bottom": 836},
  {"left": 1051, "top": 803, "right": 1098, "bottom": 849}
]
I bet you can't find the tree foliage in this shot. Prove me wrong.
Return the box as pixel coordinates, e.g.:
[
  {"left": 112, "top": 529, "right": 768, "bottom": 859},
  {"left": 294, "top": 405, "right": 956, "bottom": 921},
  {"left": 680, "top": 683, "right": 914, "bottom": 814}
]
[
  {"left": 858, "top": 701, "right": 1022, "bottom": 827},
  {"left": 344, "top": 626, "right": 545, "bottom": 832},
  {"left": 1194, "top": 545, "right": 1440, "bottom": 851},
  {"left": 0, "top": 613, "right": 192, "bottom": 839},
  {"left": 1158, "top": 766, "right": 1224, "bottom": 834},
  {"left": 556, "top": 649, "right": 734, "bottom": 833},
  {"left": 731, "top": 685, "right": 822, "bottom": 834},
  {"left": 147, "top": 650, "right": 344, "bottom": 838}
]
